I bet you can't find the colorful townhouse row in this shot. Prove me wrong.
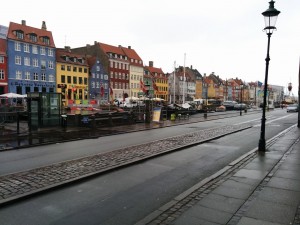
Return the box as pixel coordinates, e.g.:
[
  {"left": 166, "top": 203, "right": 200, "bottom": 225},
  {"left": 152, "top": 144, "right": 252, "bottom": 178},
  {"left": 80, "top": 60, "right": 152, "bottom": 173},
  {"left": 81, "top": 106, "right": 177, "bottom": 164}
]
[{"left": 0, "top": 20, "right": 284, "bottom": 107}]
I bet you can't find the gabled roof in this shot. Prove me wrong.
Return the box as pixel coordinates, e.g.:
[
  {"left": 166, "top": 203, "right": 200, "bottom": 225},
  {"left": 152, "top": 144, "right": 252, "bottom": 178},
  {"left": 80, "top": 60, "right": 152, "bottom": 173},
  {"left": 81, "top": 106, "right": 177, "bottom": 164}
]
[
  {"left": 7, "top": 22, "right": 55, "bottom": 47},
  {"left": 0, "top": 39, "right": 7, "bottom": 55}
]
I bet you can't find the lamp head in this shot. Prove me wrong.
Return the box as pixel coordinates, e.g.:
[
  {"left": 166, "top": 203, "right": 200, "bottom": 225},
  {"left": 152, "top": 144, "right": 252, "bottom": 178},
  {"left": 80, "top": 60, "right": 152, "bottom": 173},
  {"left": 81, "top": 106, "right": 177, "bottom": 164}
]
[{"left": 262, "top": 0, "right": 280, "bottom": 34}]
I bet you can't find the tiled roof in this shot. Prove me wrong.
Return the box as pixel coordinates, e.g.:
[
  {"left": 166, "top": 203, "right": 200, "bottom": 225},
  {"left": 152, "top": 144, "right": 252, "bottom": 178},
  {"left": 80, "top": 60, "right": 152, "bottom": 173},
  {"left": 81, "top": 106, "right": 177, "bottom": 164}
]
[
  {"left": 0, "top": 39, "right": 7, "bottom": 55},
  {"left": 7, "top": 22, "right": 55, "bottom": 48},
  {"left": 56, "top": 48, "right": 88, "bottom": 66},
  {"left": 145, "top": 66, "right": 164, "bottom": 75},
  {"left": 98, "top": 42, "right": 124, "bottom": 55},
  {"left": 121, "top": 46, "right": 143, "bottom": 66}
]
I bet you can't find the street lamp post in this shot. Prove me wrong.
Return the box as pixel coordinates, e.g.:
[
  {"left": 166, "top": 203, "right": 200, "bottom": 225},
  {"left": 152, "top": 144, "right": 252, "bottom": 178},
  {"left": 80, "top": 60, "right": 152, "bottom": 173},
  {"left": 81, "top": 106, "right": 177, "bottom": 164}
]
[
  {"left": 258, "top": 0, "right": 280, "bottom": 152},
  {"left": 240, "top": 84, "right": 243, "bottom": 116}
]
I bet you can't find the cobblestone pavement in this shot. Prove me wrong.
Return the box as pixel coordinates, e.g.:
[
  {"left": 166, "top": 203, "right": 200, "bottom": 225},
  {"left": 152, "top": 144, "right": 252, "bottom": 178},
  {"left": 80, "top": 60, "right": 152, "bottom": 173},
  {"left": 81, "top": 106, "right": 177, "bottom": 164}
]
[{"left": 0, "top": 124, "right": 251, "bottom": 205}]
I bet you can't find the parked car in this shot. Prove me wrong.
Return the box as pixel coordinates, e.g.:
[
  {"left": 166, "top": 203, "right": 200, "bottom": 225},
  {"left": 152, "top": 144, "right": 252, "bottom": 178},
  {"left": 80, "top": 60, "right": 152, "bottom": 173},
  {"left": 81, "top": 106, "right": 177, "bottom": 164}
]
[
  {"left": 223, "top": 101, "right": 237, "bottom": 110},
  {"left": 215, "top": 105, "right": 226, "bottom": 112},
  {"left": 286, "top": 104, "right": 299, "bottom": 112},
  {"left": 234, "top": 103, "right": 247, "bottom": 110}
]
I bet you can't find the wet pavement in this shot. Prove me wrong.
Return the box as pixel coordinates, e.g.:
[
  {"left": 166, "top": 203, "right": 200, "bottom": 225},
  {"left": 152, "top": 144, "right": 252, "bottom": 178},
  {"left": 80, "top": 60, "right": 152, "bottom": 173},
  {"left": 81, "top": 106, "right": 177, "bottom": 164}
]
[
  {"left": 136, "top": 124, "right": 300, "bottom": 225},
  {"left": 0, "top": 123, "right": 251, "bottom": 205},
  {"left": 2, "top": 110, "right": 299, "bottom": 225}
]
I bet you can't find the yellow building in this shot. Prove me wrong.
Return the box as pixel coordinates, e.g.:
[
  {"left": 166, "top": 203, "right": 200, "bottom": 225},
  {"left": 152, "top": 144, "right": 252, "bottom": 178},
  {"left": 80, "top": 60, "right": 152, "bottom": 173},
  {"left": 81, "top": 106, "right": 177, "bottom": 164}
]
[
  {"left": 56, "top": 47, "right": 89, "bottom": 106},
  {"left": 146, "top": 61, "right": 168, "bottom": 101}
]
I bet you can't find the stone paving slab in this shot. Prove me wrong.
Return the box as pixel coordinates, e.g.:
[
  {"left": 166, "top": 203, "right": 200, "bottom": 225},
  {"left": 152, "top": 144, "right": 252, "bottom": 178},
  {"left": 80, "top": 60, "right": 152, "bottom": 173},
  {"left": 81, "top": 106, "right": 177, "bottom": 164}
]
[
  {"left": 0, "top": 124, "right": 251, "bottom": 205},
  {"left": 136, "top": 125, "right": 300, "bottom": 225}
]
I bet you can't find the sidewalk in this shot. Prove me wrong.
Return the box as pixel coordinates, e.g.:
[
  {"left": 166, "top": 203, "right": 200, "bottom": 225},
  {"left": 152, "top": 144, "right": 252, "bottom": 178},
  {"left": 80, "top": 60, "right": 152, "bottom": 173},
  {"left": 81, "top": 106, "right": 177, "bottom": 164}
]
[{"left": 140, "top": 124, "right": 300, "bottom": 225}]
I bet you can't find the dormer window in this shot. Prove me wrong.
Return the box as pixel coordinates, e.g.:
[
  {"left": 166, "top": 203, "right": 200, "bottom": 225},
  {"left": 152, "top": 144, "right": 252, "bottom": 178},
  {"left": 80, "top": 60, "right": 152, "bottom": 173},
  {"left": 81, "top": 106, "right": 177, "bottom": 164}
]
[
  {"left": 41, "top": 36, "right": 50, "bottom": 45},
  {"left": 29, "top": 33, "right": 37, "bottom": 42},
  {"left": 15, "top": 30, "right": 24, "bottom": 39}
]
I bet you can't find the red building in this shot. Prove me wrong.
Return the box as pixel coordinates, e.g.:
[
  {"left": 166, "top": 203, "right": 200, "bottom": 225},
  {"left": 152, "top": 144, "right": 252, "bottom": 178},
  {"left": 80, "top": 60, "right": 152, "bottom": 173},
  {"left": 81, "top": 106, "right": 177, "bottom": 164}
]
[
  {"left": 98, "top": 42, "right": 130, "bottom": 100},
  {"left": 0, "top": 38, "right": 8, "bottom": 94}
]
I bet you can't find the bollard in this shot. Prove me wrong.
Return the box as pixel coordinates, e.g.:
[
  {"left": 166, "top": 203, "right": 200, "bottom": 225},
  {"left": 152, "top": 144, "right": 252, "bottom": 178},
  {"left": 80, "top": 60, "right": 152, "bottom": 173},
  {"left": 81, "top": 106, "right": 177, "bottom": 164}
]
[{"left": 204, "top": 113, "right": 207, "bottom": 119}]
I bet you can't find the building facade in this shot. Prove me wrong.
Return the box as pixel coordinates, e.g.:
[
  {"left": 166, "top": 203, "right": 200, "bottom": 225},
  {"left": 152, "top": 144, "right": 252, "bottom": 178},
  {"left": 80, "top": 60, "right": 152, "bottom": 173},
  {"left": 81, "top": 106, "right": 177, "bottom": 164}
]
[
  {"left": 56, "top": 47, "right": 89, "bottom": 106},
  {"left": 7, "top": 20, "right": 56, "bottom": 94}
]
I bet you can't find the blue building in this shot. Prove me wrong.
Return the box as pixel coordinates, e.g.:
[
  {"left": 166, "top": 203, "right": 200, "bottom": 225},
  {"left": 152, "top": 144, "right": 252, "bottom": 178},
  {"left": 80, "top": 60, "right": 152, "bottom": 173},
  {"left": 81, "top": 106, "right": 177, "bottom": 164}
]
[
  {"left": 87, "top": 56, "right": 109, "bottom": 103},
  {"left": 7, "top": 20, "right": 56, "bottom": 94}
]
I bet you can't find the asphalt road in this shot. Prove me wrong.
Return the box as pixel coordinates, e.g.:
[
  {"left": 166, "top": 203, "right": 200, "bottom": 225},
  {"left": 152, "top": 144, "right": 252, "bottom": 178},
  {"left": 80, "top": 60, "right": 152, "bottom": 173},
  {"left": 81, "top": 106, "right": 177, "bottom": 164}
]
[{"left": 0, "top": 109, "right": 297, "bottom": 225}]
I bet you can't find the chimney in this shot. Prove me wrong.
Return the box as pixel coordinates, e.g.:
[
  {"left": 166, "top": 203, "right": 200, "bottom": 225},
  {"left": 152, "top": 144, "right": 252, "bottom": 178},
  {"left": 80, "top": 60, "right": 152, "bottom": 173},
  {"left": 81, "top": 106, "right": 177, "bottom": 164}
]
[
  {"left": 128, "top": 46, "right": 131, "bottom": 49},
  {"left": 118, "top": 45, "right": 122, "bottom": 48},
  {"left": 41, "top": 21, "right": 47, "bottom": 30},
  {"left": 21, "top": 20, "right": 26, "bottom": 26},
  {"left": 65, "top": 46, "right": 71, "bottom": 52},
  {"left": 190, "top": 65, "right": 193, "bottom": 69},
  {"left": 149, "top": 61, "right": 153, "bottom": 67}
]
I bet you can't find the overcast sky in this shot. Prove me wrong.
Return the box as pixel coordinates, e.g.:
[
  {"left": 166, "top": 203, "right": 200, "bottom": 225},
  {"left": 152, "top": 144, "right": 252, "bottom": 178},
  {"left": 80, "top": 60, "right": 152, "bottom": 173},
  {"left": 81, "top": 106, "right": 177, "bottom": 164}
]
[{"left": 2, "top": 0, "right": 300, "bottom": 95}]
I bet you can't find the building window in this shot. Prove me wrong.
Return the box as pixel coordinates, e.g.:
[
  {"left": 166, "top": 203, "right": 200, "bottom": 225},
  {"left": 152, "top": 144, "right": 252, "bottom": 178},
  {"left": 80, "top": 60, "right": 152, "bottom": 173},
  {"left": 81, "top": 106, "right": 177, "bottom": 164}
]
[
  {"left": 61, "top": 65, "right": 65, "bottom": 70},
  {"left": 73, "top": 76, "right": 77, "bottom": 84},
  {"left": 16, "top": 71, "right": 22, "bottom": 79},
  {"left": 41, "top": 73, "right": 46, "bottom": 81},
  {"left": 15, "top": 42, "right": 21, "bottom": 51},
  {"left": 24, "top": 57, "right": 30, "bottom": 66},
  {"left": 48, "top": 61, "right": 54, "bottom": 69},
  {"left": 29, "top": 34, "right": 37, "bottom": 42},
  {"left": 33, "top": 58, "right": 38, "bottom": 67},
  {"left": 24, "top": 43, "right": 30, "bottom": 53},
  {"left": 84, "top": 68, "right": 87, "bottom": 73},
  {"left": 73, "top": 66, "right": 77, "bottom": 72},
  {"left": 84, "top": 78, "right": 87, "bottom": 85},
  {"left": 41, "top": 60, "right": 46, "bottom": 69},
  {"left": 49, "top": 75, "right": 54, "bottom": 82},
  {"left": 16, "top": 31, "right": 24, "bottom": 39},
  {"left": 79, "top": 77, "right": 83, "bottom": 84},
  {"left": 48, "top": 48, "right": 54, "bottom": 56},
  {"left": 67, "top": 76, "right": 71, "bottom": 83},
  {"left": 33, "top": 73, "right": 38, "bottom": 81},
  {"left": 42, "top": 36, "right": 50, "bottom": 45},
  {"left": 61, "top": 75, "right": 65, "bottom": 83},
  {"left": 40, "top": 47, "right": 46, "bottom": 55},
  {"left": 15, "top": 56, "right": 21, "bottom": 65},
  {"left": 25, "top": 72, "right": 30, "bottom": 80},
  {"left": 0, "top": 70, "right": 4, "bottom": 79},
  {"left": 32, "top": 45, "right": 38, "bottom": 54},
  {"left": 0, "top": 56, "right": 4, "bottom": 63},
  {"left": 79, "top": 67, "right": 82, "bottom": 73},
  {"left": 67, "top": 66, "right": 71, "bottom": 71}
]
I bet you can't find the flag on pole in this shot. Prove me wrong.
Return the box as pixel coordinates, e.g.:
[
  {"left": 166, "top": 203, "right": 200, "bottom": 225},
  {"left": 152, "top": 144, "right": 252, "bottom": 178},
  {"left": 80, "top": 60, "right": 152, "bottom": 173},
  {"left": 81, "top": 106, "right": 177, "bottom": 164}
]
[
  {"left": 109, "top": 86, "right": 113, "bottom": 96},
  {"left": 100, "top": 86, "right": 104, "bottom": 97},
  {"left": 152, "top": 79, "right": 158, "bottom": 91},
  {"left": 140, "top": 80, "right": 147, "bottom": 93}
]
